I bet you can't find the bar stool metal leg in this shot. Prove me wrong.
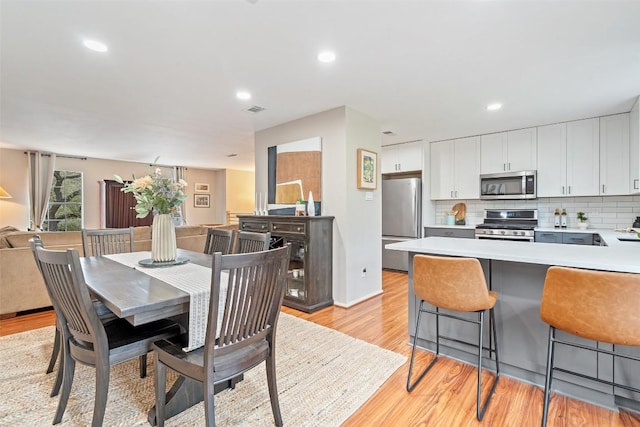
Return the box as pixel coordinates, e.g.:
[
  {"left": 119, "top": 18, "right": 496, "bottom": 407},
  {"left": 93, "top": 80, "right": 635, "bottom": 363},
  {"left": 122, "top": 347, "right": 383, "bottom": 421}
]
[
  {"left": 476, "top": 308, "right": 501, "bottom": 421},
  {"left": 541, "top": 326, "right": 556, "bottom": 427},
  {"left": 407, "top": 302, "right": 440, "bottom": 392}
]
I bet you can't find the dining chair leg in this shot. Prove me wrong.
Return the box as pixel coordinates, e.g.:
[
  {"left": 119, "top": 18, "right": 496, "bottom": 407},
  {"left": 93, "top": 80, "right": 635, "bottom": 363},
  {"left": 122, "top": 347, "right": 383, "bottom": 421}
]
[
  {"left": 47, "top": 327, "right": 61, "bottom": 374},
  {"left": 541, "top": 326, "right": 556, "bottom": 427},
  {"left": 50, "top": 347, "right": 63, "bottom": 397},
  {"left": 154, "top": 357, "right": 166, "bottom": 427},
  {"left": 139, "top": 354, "right": 147, "bottom": 378},
  {"left": 266, "top": 350, "right": 283, "bottom": 427},
  {"left": 204, "top": 376, "right": 216, "bottom": 427},
  {"left": 54, "top": 349, "right": 75, "bottom": 425},
  {"left": 92, "top": 361, "right": 110, "bottom": 427}
]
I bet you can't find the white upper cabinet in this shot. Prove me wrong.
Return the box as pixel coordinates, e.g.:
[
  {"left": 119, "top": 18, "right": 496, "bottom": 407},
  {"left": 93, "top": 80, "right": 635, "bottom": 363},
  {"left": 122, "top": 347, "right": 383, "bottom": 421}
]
[
  {"left": 381, "top": 141, "right": 422, "bottom": 174},
  {"left": 480, "top": 128, "right": 537, "bottom": 174},
  {"left": 566, "top": 118, "right": 600, "bottom": 197},
  {"left": 537, "top": 118, "right": 599, "bottom": 197},
  {"left": 537, "top": 123, "right": 567, "bottom": 197},
  {"left": 430, "top": 136, "right": 480, "bottom": 200},
  {"left": 599, "top": 113, "right": 630, "bottom": 195},
  {"left": 629, "top": 97, "right": 640, "bottom": 193}
]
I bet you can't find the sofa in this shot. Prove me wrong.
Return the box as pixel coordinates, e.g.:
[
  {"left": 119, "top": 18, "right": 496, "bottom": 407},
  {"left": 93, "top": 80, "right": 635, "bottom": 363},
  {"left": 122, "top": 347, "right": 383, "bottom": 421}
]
[{"left": 0, "top": 225, "right": 232, "bottom": 317}]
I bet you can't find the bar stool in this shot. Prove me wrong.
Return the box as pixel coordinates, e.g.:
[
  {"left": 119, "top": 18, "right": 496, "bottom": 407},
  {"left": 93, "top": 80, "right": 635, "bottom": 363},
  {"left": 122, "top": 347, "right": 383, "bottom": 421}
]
[
  {"left": 540, "top": 266, "right": 640, "bottom": 427},
  {"left": 406, "top": 254, "right": 500, "bottom": 421}
]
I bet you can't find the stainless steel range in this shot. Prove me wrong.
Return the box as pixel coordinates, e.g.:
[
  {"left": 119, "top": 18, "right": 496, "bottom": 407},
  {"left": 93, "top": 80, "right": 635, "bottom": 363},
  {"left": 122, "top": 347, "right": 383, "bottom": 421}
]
[{"left": 475, "top": 209, "right": 538, "bottom": 242}]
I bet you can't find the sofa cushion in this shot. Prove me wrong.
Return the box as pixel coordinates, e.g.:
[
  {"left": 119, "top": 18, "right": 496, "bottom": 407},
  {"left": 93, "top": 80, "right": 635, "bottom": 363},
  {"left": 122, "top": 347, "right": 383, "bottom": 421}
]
[
  {"left": 5, "top": 231, "right": 82, "bottom": 248},
  {"left": 0, "top": 226, "right": 20, "bottom": 249},
  {"left": 174, "top": 225, "right": 206, "bottom": 238}
]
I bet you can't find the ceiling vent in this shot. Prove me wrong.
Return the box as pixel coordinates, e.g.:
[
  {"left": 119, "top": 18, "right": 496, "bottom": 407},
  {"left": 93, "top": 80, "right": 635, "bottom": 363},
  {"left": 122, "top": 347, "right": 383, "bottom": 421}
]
[{"left": 246, "top": 105, "right": 266, "bottom": 113}]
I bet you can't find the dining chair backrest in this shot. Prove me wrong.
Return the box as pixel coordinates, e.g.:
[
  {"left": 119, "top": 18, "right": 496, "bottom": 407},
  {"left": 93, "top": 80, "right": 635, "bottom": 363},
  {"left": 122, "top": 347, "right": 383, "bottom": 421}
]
[
  {"left": 233, "top": 230, "right": 271, "bottom": 254},
  {"left": 205, "top": 244, "right": 290, "bottom": 361},
  {"left": 82, "top": 227, "right": 135, "bottom": 257},
  {"left": 204, "top": 228, "right": 235, "bottom": 255},
  {"left": 33, "top": 244, "right": 106, "bottom": 350}
]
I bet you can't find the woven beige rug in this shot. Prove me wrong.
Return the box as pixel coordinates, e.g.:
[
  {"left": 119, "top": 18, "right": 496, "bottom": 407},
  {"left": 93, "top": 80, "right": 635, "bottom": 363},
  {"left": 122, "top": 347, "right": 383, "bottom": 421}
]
[{"left": 0, "top": 313, "right": 405, "bottom": 426}]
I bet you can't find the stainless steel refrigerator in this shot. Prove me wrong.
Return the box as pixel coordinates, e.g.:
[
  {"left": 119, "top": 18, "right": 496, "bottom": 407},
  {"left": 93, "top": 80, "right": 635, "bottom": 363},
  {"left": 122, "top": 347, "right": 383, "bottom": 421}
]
[{"left": 381, "top": 177, "right": 422, "bottom": 271}]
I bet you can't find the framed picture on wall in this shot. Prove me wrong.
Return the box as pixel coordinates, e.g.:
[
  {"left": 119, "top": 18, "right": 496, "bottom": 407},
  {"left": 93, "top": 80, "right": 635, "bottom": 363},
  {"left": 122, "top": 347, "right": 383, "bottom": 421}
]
[
  {"left": 357, "top": 148, "right": 377, "bottom": 190},
  {"left": 194, "top": 183, "right": 210, "bottom": 193},
  {"left": 194, "top": 194, "right": 210, "bottom": 208}
]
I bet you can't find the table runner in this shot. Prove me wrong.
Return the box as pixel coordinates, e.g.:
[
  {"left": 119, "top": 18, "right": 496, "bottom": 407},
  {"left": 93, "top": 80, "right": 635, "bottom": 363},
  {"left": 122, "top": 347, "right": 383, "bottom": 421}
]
[{"left": 103, "top": 252, "right": 227, "bottom": 351}]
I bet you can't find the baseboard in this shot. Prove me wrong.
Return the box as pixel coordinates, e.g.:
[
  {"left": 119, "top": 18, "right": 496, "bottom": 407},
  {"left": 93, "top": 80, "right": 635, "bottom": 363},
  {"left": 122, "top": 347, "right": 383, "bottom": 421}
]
[{"left": 334, "top": 290, "right": 383, "bottom": 309}]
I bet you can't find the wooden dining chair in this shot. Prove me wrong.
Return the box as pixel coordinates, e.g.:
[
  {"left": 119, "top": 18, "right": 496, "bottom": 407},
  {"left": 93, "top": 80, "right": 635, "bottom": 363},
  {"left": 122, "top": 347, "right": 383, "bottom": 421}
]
[
  {"left": 81, "top": 227, "right": 134, "bottom": 256},
  {"left": 153, "top": 244, "right": 291, "bottom": 427},
  {"left": 233, "top": 230, "right": 271, "bottom": 253},
  {"left": 203, "top": 228, "right": 235, "bottom": 255},
  {"left": 30, "top": 236, "right": 118, "bottom": 397},
  {"left": 31, "top": 239, "right": 180, "bottom": 427}
]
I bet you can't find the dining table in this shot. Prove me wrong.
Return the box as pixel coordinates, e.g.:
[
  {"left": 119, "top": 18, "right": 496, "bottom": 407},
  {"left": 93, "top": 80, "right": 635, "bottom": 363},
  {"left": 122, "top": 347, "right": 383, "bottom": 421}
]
[{"left": 80, "top": 248, "right": 239, "bottom": 425}]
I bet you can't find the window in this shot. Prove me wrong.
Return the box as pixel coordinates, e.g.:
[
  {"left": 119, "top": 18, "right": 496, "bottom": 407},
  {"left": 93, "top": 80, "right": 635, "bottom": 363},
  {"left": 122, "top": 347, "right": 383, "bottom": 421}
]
[{"left": 43, "top": 170, "right": 83, "bottom": 231}]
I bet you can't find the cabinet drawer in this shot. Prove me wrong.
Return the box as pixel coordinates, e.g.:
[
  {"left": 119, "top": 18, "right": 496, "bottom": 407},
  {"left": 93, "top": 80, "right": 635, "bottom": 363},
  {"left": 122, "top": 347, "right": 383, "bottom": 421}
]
[
  {"left": 562, "top": 233, "right": 593, "bottom": 245},
  {"left": 240, "top": 220, "right": 269, "bottom": 233},
  {"left": 424, "top": 227, "right": 474, "bottom": 239},
  {"left": 534, "top": 231, "right": 562, "bottom": 243},
  {"left": 271, "top": 221, "right": 306, "bottom": 235}
]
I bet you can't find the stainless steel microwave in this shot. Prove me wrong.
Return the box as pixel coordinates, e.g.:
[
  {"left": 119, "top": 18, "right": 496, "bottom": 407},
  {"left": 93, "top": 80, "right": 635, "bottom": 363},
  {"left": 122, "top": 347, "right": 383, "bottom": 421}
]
[{"left": 480, "top": 171, "right": 536, "bottom": 200}]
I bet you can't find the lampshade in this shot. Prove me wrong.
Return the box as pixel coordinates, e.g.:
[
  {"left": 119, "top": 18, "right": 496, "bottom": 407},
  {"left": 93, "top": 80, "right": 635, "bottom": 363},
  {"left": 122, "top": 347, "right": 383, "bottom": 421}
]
[{"left": 0, "top": 186, "right": 12, "bottom": 199}]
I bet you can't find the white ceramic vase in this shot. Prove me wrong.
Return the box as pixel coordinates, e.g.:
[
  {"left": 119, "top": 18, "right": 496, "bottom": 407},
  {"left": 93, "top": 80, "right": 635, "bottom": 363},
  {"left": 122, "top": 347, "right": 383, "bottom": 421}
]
[
  {"left": 152, "top": 213, "right": 177, "bottom": 262},
  {"left": 578, "top": 221, "right": 588, "bottom": 230}
]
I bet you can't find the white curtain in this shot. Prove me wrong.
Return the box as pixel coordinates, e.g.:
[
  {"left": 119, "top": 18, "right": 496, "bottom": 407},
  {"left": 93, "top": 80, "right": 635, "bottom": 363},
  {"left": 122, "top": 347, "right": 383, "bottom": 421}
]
[
  {"left": 173, "top": 166, "right": 187, "bottom": 226},
  {"left": 27, "top": 151, "right": 56, "bottom": 231}
]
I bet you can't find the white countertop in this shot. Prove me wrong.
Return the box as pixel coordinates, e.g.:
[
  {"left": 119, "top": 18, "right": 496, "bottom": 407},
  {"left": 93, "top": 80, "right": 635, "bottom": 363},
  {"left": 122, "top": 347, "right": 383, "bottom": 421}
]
[{"left": 386, "top": 231, "right": 640, "bottom": 273}]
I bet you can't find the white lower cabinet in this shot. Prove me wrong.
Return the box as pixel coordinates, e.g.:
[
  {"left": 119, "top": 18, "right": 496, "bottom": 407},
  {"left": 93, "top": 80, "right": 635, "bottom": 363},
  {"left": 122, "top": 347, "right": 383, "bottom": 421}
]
[{"left": 430, "top": 136, "right": 480, "bottom": 200}]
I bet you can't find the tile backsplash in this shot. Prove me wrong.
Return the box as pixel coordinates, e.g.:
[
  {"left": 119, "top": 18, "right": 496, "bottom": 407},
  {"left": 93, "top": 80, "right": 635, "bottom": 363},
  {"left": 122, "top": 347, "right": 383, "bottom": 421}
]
[{"left": 434, "top": 195, "right": 640, "bottom": 230}]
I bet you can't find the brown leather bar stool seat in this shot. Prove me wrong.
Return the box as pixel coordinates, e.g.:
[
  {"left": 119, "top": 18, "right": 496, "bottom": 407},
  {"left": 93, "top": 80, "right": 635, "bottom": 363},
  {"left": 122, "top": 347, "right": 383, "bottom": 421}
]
[
  {"left": 406, "top": 254, "right": 500, "bottom": 421},
  {"left": 540, "top": 266, "right": 640, "bottom": 427}
]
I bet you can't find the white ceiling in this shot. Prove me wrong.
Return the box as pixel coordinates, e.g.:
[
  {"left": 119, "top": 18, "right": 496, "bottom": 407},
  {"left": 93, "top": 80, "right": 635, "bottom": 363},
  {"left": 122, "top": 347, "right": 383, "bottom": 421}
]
[{"left": 2, "top": 1, "right": 640, "bottom": 171}]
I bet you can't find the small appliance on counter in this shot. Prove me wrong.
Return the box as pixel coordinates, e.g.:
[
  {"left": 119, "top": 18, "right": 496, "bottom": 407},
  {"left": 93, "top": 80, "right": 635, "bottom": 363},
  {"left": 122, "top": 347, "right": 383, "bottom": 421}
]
[{"left": 634, "top": 217, "right": 640, "bottom": 228}]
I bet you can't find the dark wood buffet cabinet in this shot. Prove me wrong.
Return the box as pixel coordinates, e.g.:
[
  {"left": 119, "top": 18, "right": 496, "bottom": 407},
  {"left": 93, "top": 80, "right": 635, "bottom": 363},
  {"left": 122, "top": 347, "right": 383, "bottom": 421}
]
[{"left": 237, "top": 215, "right": 334, "bottom": 313}]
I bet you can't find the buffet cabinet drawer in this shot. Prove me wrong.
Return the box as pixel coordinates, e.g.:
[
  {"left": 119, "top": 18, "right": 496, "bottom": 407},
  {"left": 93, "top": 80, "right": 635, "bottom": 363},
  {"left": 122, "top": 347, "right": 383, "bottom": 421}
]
[
  {"left": 271, "top": 221, "right": 306, "bottom": 235},
  {"left": 240, "top": 220, "right": 269, "bottom": 232}
]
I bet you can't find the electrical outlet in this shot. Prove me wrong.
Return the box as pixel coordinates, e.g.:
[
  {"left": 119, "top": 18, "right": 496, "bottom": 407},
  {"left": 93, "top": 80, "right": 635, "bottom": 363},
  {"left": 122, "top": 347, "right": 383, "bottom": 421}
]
[{"left": 361, "top": 267, "right": 366, "bottom": 277}]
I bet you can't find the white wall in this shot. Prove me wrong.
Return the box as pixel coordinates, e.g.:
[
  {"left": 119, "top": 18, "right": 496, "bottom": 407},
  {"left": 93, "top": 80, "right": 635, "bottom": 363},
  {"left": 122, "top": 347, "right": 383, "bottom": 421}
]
[
  {"left": 255, "top": 106, "right": 382, "bottom": 307},
  {"left": 0, "top": 148, "right": 29, "bottom": 229}
]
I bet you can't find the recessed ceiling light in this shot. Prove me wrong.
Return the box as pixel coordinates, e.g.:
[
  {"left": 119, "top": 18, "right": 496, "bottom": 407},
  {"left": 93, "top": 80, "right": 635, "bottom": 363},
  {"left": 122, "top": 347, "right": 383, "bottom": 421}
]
[
  {"left": 317, "top": 50, "right": 336, "bottom": 63},
  {"left": 236, "top": 91, "right": 251, "bottom": 100},
  {"left": 486, "top": 103, "right": 502, "bottom": 111},
  {"left": 83, "top": 39, "right": 108, "bottom": 53}
]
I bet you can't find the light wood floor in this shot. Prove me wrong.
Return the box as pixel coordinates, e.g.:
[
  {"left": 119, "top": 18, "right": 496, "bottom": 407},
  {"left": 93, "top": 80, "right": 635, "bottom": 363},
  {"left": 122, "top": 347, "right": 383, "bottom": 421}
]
[{"left": 2, "top": 270, "right": 639, "bottom": 426}]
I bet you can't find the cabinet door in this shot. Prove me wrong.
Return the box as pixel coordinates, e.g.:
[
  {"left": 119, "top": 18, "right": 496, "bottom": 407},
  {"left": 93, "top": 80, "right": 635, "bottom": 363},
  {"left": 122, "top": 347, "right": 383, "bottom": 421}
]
[
  {"left": 396, "top": 141, "right": 423, "bottom": 172},
  {"left": 600, "top": 113, "right": 630, "bottom": 195},
  {"left": 424, "top": 227, "right": 474, "bottom": 239},
  {"left": 630, "top": 98, "right": 640, "bottom": 193},
  {"left": 566, "top": 118, "right": 599, "bottom": 196},
  {"left": 507, "top": 127, "right": 537, "bottom": 172},
  {"left": 381, "top": 145, "right": 398, "bottom": 174},
  {"left": 537, "top": 123, "right": 567, "bottom": 197},
  {"left": 454, "top": 136, "right": 481, "bottom": 199},
  {"left": 430, "top": 140, "right": 454, "bottom": 199},
  {"left": 480, "top": 132, "right": 507, "bottom": 174}
]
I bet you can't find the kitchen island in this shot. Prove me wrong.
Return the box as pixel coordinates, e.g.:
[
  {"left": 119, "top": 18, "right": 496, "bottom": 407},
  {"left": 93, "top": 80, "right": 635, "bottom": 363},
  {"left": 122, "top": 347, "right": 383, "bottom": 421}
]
[{"left": 386, "top": 233, "right": 640, "bottom": 412}]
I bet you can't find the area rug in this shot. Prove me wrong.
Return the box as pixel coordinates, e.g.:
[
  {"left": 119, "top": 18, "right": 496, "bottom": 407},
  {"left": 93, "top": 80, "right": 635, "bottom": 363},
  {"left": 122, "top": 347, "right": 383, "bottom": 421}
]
[{"left": 0, "top": 313, "right": 405, "bottom": 426}]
